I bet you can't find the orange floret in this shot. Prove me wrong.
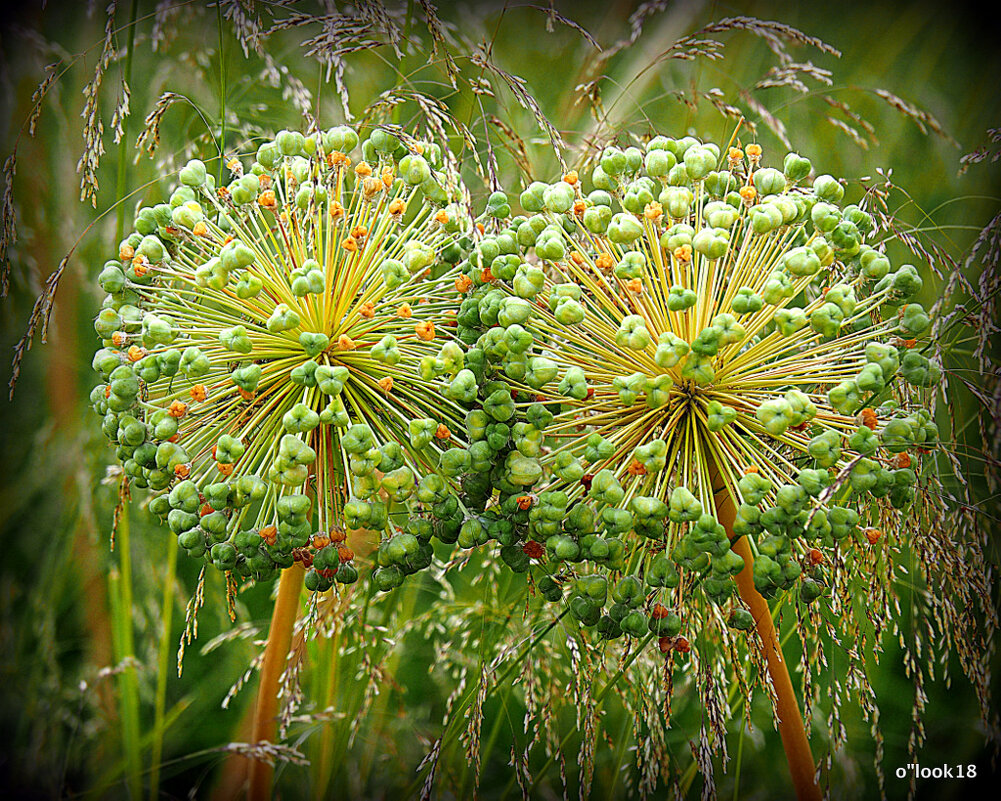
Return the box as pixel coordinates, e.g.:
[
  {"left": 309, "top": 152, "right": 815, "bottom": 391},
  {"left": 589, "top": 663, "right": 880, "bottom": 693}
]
[
  {"left": 397, "top": 303, "right": 413, "bottom": 318},
  {"left": 522, "top": 541, "right": 545, "bottom": 559},
  {"left": 388, "top": 198, "right": 406, "bottom": 215},
  {"left": 337, "top": 545, "right": 354, "bottom": 562},
  {"left": 562, "top": 170, "right": 579, "bottom": 186},
  {"left": 455, "top": 275, "right": 473, "bottom": 293},
  {"left": 168, "top": 400, "right": 188, "bottom": 418},
  {"left": 435, "top": 423, "right": 451, "bottom": 441},
  {"left": 627, "top": 459, "right": 647, "bottom": 476},
  {"left": 354, "top": 161, "right": 373, "bottom": 177},
  {"left": 415, "top": 321, "right": 435, "bottom": 341},
  {"left": 337, "top": 334, "right": 356, "bottom": 350},
  {"left": 189, "top": 384, "right": 207, "bottom": 402},
  {"left": 595, "top": 253, "right": 614, "bottom": 271},
  {"left": 644, "top": 201, "right": 663, "bottom": 221},
  {"left": 378, "top": 376, "right": 394, "bottom": 393}
]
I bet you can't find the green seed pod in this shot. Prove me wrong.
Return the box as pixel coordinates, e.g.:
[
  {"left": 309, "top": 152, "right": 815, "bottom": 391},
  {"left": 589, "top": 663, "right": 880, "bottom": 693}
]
[
  {"left": 680, "top": 354, "right": 715, "bottom": 385},
  {"left": 749, "top": 204, "right": 783, "bottom": 234},
  {"left": 783, "top": 152, "right": 812, "bottom": 181},
  {"left": 615, "top": 315, "right": 652, "bottom": 351},
  {"left": 783, "top": 246, "right": 821, "bottom": 277},
  {"left": 706, "top": 400, "right": 737, "bottom": 432},
  {"left": 220, "top": 325, "right": 253, "bottom": 354},
  {"left": 645, "top": 148, "right": 676, "bottom": 177},
  {"left": 859, "top": 247, "right": 891, "bottom": 281},
  {"left": 267, "top": 303, "right": 301, "bottom": 333},
  {"left": 619, "top": 609, "right": 648, "bottom": 638},
  {"left": 899, "top": 303, "right": 930, "bottom": 336},
  {"left": 399, "top": 154, "right": 431, "bottom": 186},
  {"left": 543, "top": 182, "right": 575, "bottom": 214},
  {"left": 731, "top": 287, "right": 764, "bottom": 314},
  {"left": 812, "top": 174, "right": 845, "bottom": 204},
  {"left": 666, "top": 286, "right": 697, "bottom": 312},
  {"left": 607, "top": 213, "right": 644, "bottom": 244},
  {"left": 899, "top": 351, "right": 940, "bottom": 387},
  {"left": 753, "top": 167, "right": 786, "bottom": 196}
]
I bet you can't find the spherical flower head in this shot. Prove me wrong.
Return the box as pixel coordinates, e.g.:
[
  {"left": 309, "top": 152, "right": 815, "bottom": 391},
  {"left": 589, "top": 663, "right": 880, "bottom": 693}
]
[
  {"left": 451, "top": 134, "right": 941, "bottom": 649},
  {"left": 90, "top": 125, "right": 478, "bottom": 591}
]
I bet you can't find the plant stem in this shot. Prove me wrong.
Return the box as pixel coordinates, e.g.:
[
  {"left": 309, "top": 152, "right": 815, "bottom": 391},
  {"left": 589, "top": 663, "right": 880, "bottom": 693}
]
[
  {"left": 248, "top": 564, "right": 305, "bottom": 801},
  {"left": 109, "top": 497, "right": 142, "bottom": 800},
  {"left": 149, "top": 534, "right": 178, "bottom": 801},
  {"left": 709, "top": 465, "right": 821, "bottom": 801}
]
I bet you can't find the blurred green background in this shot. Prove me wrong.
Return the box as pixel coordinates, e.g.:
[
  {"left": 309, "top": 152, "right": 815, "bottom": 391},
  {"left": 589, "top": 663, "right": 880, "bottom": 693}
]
[{"left": 1, "top": 1, "right": 998, "bottom": 798}]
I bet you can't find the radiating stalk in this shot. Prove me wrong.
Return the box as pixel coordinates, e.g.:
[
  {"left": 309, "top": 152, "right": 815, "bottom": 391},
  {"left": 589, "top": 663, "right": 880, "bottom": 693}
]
[
  {"left": 248, "top": 564, "right": 305, "bottom": 801},
  {"left": 710, "top": 464, "right": 821, "bottom": 801}
]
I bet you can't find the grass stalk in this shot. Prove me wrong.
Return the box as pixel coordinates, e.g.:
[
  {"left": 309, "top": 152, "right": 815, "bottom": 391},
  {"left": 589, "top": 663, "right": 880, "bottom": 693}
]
[
  {"left": 115, "top": 0, "right": 139, "bottom": 243},
  {"left": 710, "top": 463, "right": 821, "bottom": 801},
  {"left": 109, "top": 6, "right": 142, "bottom": 794},
  {"left": 149, "top": 534, "right": 178, "bottom": 800},
  {"left": 108, "top": 497, "right": 142, "bottom": 799},
  {"left": 248, "top": 563, "right": 305, "bottom": 801},
  {"left": 216, "top": 1, "right": 226, "bottom": 185}
]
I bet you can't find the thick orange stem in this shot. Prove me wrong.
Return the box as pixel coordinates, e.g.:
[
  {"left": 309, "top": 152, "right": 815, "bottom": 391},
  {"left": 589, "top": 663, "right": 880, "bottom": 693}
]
[
  {"left": 247, "top": 563, "right": 305, "bottom": 801},
  {"left": 712, "top": 476, "right": 821, "bottom": 801}
]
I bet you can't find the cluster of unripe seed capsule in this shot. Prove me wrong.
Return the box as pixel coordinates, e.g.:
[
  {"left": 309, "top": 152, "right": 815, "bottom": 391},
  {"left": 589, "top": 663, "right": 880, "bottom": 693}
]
[{"left": 91, "top": 125, "right": 938, "bottom": 649}]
